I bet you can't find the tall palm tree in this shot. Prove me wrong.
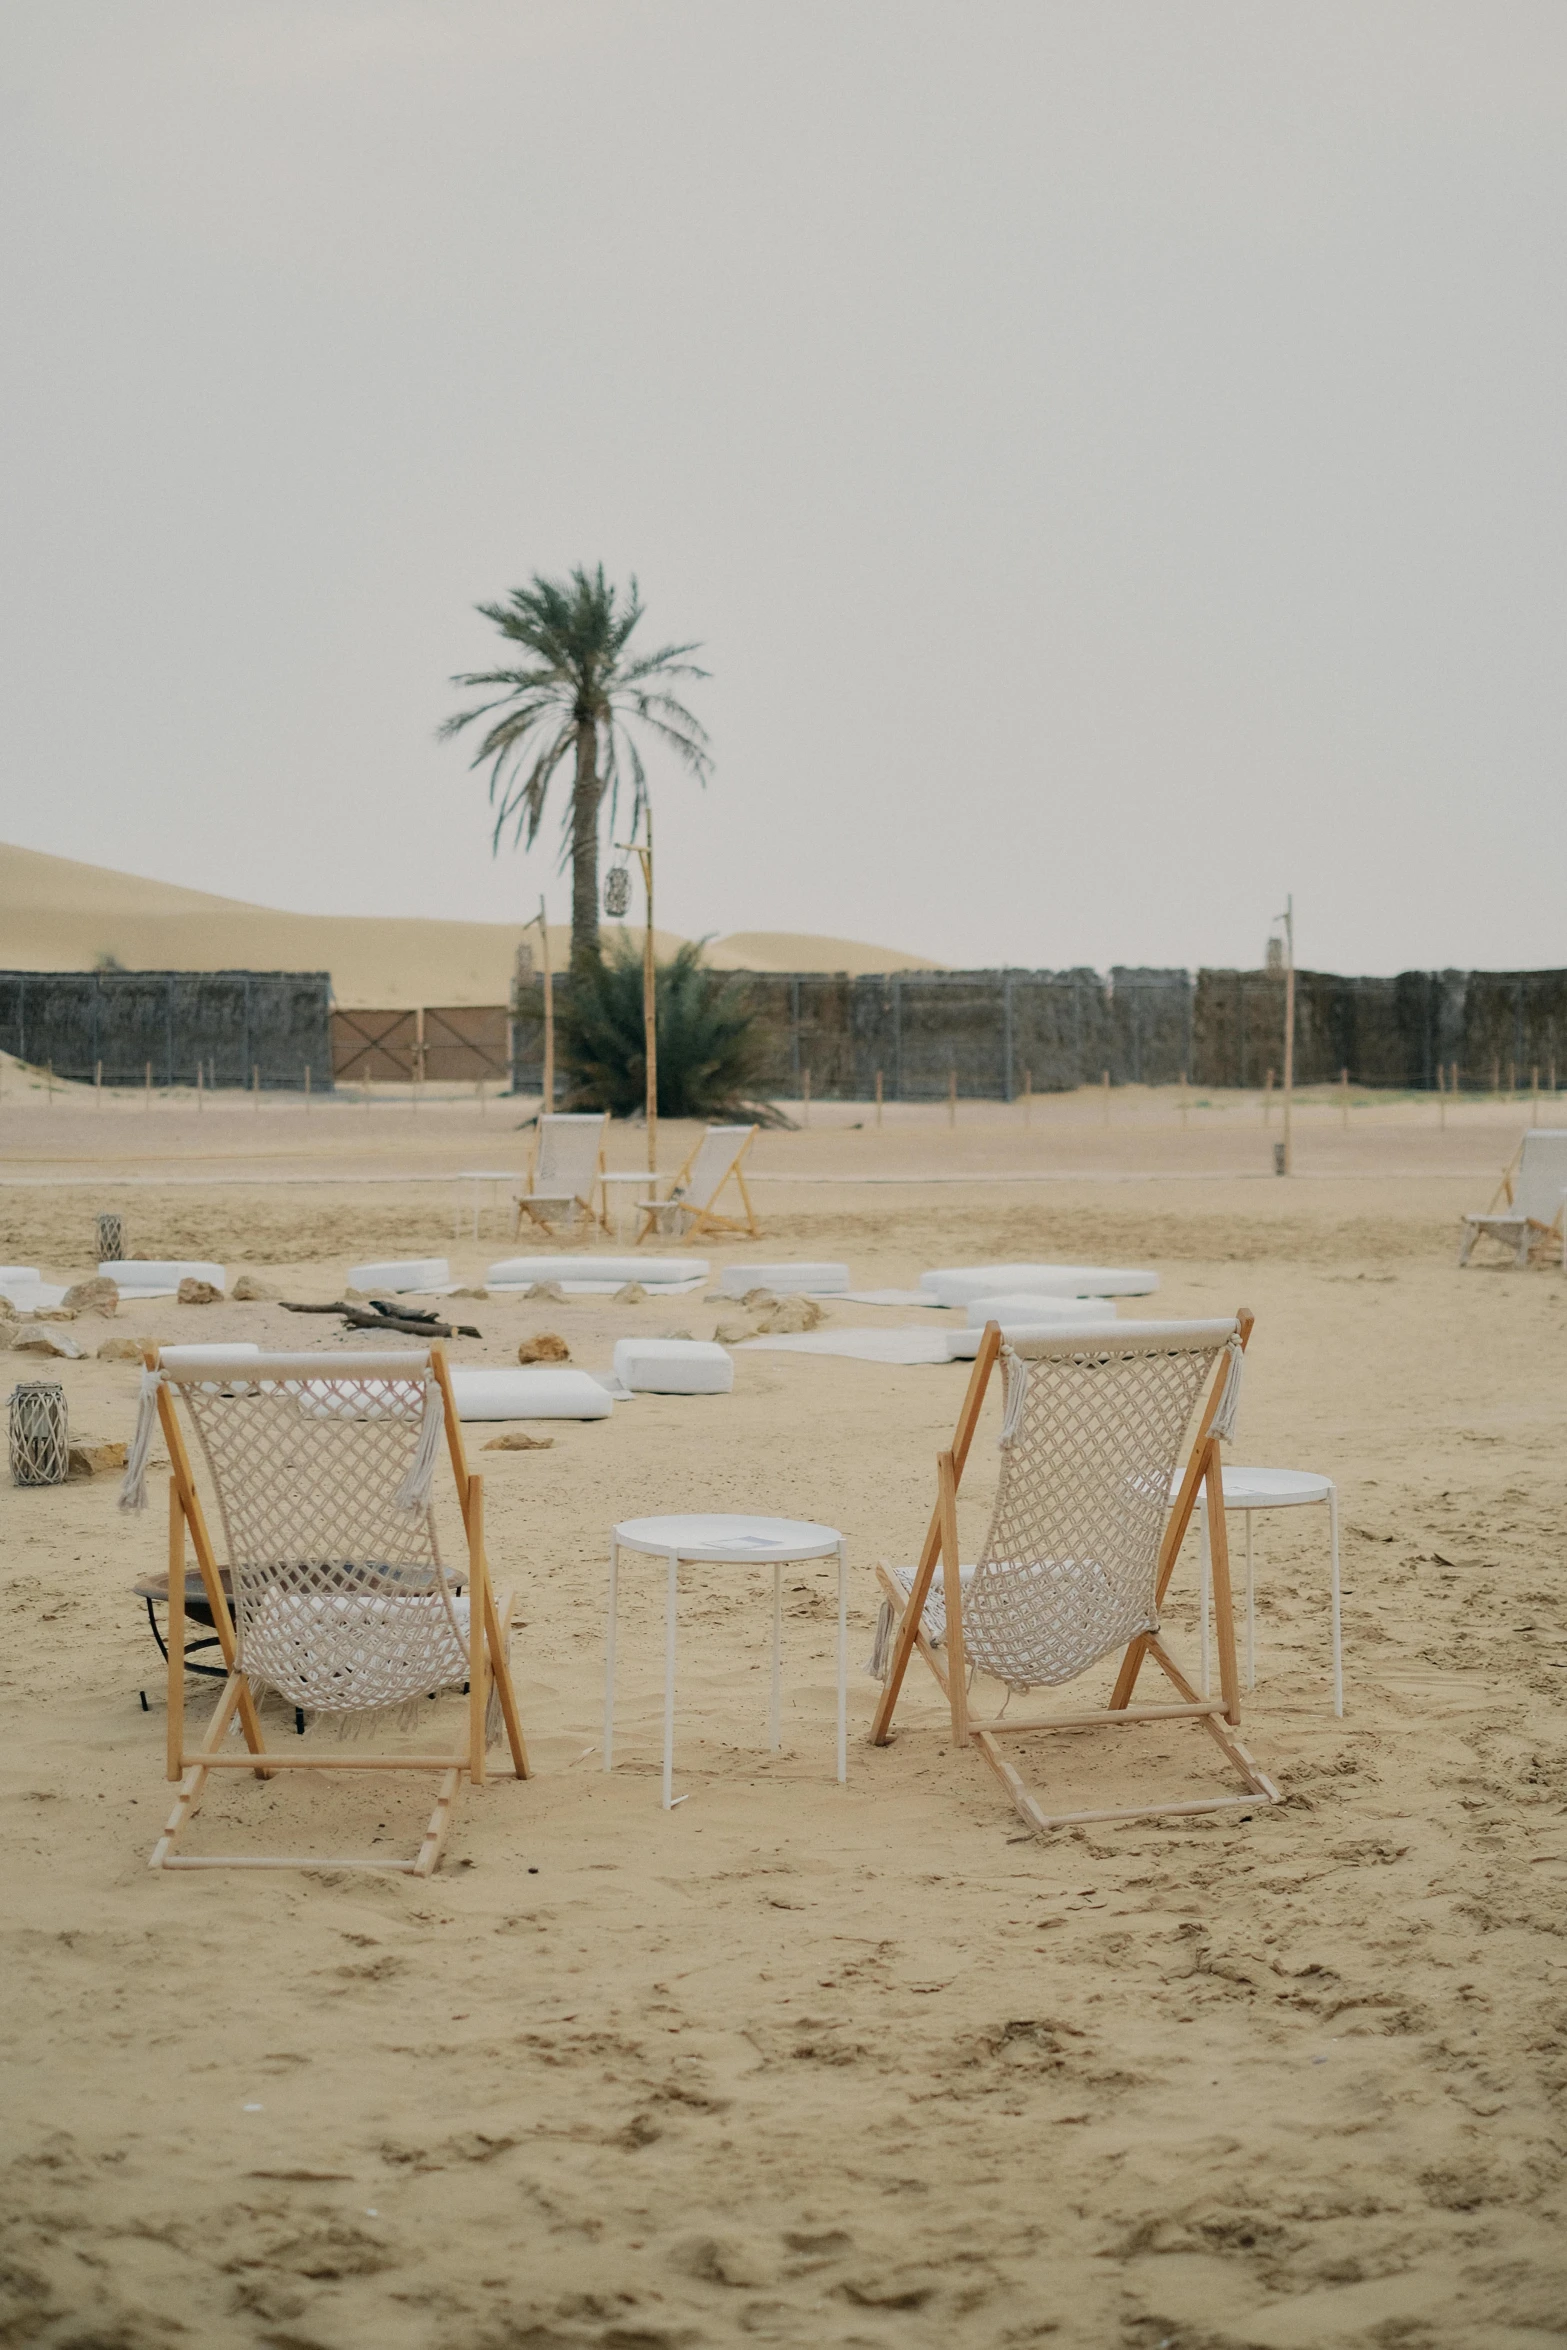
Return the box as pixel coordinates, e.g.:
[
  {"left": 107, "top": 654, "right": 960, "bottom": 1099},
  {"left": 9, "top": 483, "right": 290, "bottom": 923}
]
[{"left": 439, "top": 566, "right": 711, "bottom": 968}]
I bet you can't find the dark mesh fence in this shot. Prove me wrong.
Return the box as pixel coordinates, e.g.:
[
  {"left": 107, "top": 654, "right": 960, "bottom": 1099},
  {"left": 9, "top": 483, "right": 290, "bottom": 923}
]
[
  {"left": 0, "top": 972, "right": 334, "bottom": 1089},
  {"left": 511, "top": 963, "right": 1567, "bottom": 1100}
]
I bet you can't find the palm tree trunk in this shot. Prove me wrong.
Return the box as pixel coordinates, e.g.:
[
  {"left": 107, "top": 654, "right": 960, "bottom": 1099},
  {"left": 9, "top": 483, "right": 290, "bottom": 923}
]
[{"left": 570, "top": 716, "right": 602, "bottom": 967}]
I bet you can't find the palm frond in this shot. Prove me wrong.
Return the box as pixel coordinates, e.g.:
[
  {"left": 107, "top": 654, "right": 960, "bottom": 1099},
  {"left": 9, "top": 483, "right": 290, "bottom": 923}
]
[{"left": 441, "top": 564, "right": 711, "bottom": 951}]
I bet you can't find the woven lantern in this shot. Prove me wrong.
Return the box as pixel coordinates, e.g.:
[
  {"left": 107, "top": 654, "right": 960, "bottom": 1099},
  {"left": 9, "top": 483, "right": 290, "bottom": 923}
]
[
  {"left": 604, "top": 864, "right": 631, "bottom": 918},
  {"left": 96, "top": 1212, "right": 124, "bottom": 1263},
  {"left": 10, "top": 1382, "right": 69, "bottom": 1487}
]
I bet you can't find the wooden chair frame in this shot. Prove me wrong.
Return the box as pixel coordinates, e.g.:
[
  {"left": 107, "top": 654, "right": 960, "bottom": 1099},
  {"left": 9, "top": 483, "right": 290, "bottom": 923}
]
[
  {"left": 514, "top": 1111, "right": 610, "bottom": 1237},
  {"left": 635, "top": 1124, "right": 761, "bottom": 1245},
  {"left": 869, "top": 1311, "right": 1281, "bottom": 1833},
  {"left": 147, "top": 1342, "right": 529, "bottom": 1874}
]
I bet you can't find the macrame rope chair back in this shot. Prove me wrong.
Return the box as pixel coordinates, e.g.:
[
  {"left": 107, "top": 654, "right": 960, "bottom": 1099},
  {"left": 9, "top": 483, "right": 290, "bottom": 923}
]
[
  {"left": 157, "top": 1359, "right": 464, "bottom": 1721},
  {"left": 964, "top": 1324, "right": 1239, "bottom": 1694}
]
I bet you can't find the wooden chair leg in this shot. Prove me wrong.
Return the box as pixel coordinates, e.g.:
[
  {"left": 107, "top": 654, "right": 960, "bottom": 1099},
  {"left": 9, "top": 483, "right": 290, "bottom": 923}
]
[
  {"left": 468, "top": 1475, "right": 487, "bottom": 1787},
  {"left": 1203, "top": 1442, "right": 1242, "bottom": 1725},
  {"left": 166, "top": 1480, "right": 185, "bottom": 1782},
  {"left": 485, "top": 1586, "right": 529, "bottom": 1777},
  {"left": 937, "top": 1450, "right": 968, "bottom": 1743}
]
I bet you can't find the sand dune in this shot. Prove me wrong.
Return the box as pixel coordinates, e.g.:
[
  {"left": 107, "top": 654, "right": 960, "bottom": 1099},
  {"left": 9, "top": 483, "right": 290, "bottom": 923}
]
[{"left": 0, "top": 843, "right": 942, "bottom": 1008}]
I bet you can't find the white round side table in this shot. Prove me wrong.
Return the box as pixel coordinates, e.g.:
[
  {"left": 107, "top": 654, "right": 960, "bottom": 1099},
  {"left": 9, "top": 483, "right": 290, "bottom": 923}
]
[
  {"left": 1187, "top": 1466, "right": 1342, "bottom": 1717},
  {"left": 605, "top": 1513, "right": 848, "bottom": 1808}
]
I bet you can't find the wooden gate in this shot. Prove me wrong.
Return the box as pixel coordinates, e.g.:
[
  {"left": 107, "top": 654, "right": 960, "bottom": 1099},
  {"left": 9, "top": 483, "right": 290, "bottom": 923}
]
[{"left": 331, "top": 1005, "right": 510, "bottom": 1084}]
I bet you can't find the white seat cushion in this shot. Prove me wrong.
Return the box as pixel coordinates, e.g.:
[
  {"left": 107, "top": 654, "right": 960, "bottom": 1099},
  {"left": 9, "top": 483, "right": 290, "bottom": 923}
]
[
  {"left": 448, "top": 1367, "right": 613, "bottom": 1420},
  {"left": 347, "top": 1258, "right": 451, "bottom": 1293},
  {"left": 920, "top": 1263, "right": 1159, "bottom": 1307},
  {"left": 716, "top": 1262, "right": 849, "bottom": 1298},
  {"left": 486, "top": 1255, "right": 706, "bottom": 1287},
  {"left": 101, "top": 1259, "right": 227, "bottom": 1297},
  {"left": 963, "top": 1293, "right": 1117, "bottom": 1327},
  {"left": 612, "top": 1339, "right": 734, "bottom": 1394}
]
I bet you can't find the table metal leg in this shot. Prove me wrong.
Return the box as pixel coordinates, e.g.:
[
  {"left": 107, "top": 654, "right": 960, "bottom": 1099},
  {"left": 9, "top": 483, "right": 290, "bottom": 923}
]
[
  {"left": 769, "top": 1563, "right": 782, "bottom": 1751},
  {"left": 1245, "top": 1511, "right": 1256, "bottom": 1691},
  {"left": 1328, "top": 1485, "right": 1343, "bottom": 1717},
  {"left": 663, "top": 1549, "right": 679, "bottom": 1810},
  {"left": 604, "top": 1538, "right": 619, "bottom": 1771},
  {"left": 836, "top": 1540, "right": 848, "bottom": 1785},
  {"left": 1197, "top": 1496, "right": 1211, "bottom": 1698}
]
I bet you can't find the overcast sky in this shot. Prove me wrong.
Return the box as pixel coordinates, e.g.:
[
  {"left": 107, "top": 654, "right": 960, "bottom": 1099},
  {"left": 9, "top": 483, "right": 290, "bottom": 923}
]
[{"left": 3, "top": 3, "right": 1564, "bottom": 974}]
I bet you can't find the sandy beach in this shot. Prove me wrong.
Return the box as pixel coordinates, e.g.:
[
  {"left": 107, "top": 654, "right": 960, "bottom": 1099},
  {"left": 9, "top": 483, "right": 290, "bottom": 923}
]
[{"left": 2, "top": 1078, "right": 1563, "bottom": 2347}]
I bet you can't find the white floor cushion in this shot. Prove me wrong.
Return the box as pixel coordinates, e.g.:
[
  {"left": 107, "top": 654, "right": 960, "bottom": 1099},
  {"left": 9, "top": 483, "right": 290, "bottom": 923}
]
[
  {"left": 486, "top": 1255, "right": 706, "bottom": 1288},
  {"left": 101, "top": 1259, "right": 227, "bottom": 1297},
  {"left": 920, "top": 1263, "right": 1159, "bottom": 1307},
  {"left": 347, "top": 1258, "right": 451, "bottom": 1294},
  {"left": 448, "top": 1367, "right": 613, "bottom": 1420},
  {"left": 964, "top": 1292, "right": 1117, "bottom": 1326},
  {"left": 612, "top": 1338, "right": 734, "bottom": 1394},
  {"left": 947, "top": 1317, "right": 1126, "bottom": 1358},
  {"left": 715, "top": 1262, "right": 849, "bottom": 1298}
]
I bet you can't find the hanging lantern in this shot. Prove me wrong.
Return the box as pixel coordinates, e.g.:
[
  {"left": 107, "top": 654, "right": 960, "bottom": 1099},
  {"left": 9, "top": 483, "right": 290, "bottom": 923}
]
[{"left": 604, "top": 864, "right": 631, "bottom": 918}]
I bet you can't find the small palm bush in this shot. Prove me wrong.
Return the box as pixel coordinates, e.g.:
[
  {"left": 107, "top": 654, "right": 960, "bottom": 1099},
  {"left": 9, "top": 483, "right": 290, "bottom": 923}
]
[{"left": 559, "top": 941, "right": 781, "bottom": 1122}]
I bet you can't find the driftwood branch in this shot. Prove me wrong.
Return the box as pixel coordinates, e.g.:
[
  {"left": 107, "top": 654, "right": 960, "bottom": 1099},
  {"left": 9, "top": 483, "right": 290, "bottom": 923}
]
[{"left": 280, "top": 1300, "right": 482, "bottom": 1341}]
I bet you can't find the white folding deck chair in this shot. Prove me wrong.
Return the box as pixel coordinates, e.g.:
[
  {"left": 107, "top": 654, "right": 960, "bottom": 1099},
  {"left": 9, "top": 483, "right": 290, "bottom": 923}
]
[
  {"left": 869, "top": 1313, "right": 1280, "bottom": 1832},
  {"left": 120, "top": 1342, "right": 528, "bottom": 1874},
  {"left": 1458, "top": 1129, "right": 1567, "bottom": 1267},
  {"left": 514, "top": 1111, "right": 609, "bottom": 1237},
  {"left": 636, "top": 1123, "right": 760, "bottom": 1244}
]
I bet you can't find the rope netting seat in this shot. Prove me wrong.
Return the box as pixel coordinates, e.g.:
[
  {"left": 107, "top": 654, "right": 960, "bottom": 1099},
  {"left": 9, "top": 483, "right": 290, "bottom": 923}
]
[
  {"left": 120, "top": 1346, "right": 528, "bottom": 1874},
  {"left": 185, "top": 1364, "right": 470, "bottom": 1718},
  {"left": 870, "top": 1315, "right": 1280, "bottom": 1833},
  {"left": 963, "top": 1331, "right": 1224, "bottom": 1691}
]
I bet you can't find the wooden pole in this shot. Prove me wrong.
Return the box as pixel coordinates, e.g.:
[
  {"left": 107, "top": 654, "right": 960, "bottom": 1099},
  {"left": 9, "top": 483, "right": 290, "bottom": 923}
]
[
  {"left": 640, "top": 816, "right": 656, "bottom": 1174},
  {"left": 1280, "top": 896, "right": 1295, "bottom": 1175},
  {"left": 874, "top": 1068, "right": 883, "bottom": 1127},
  {"left": 537, "top": 897, "right": 555, "bottom": 1117}
]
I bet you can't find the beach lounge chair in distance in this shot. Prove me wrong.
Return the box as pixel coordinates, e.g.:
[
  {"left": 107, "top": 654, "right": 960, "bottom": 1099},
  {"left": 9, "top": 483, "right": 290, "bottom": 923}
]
[
  {"left": 869, "top": 1311, "right": 1280, "bottom": 1833},
  {"left": 122, "top": 1342, "right": 528, "bottom": 1874},
  {"left": 636, "top": 1123, "right": 760, "bottom": 1244},
  {"left": 1458, "top": 1128, "right": 1567, "bottom": 1266},
  {"left": 514, "top": 1111, "right": 609, "bottom": 1237}
]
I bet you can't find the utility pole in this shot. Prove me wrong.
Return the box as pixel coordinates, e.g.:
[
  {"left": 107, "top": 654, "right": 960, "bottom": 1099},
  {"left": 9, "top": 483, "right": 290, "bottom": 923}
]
[
  {"left": 1278, "top": 894, "right": 1295, "bottom": 1175},
  {"left": 615, "top": 807, "right": 658, "bottom": 1174},
  {"left": 525, "top": 897, "right": 554, "bottom": 1114}
]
